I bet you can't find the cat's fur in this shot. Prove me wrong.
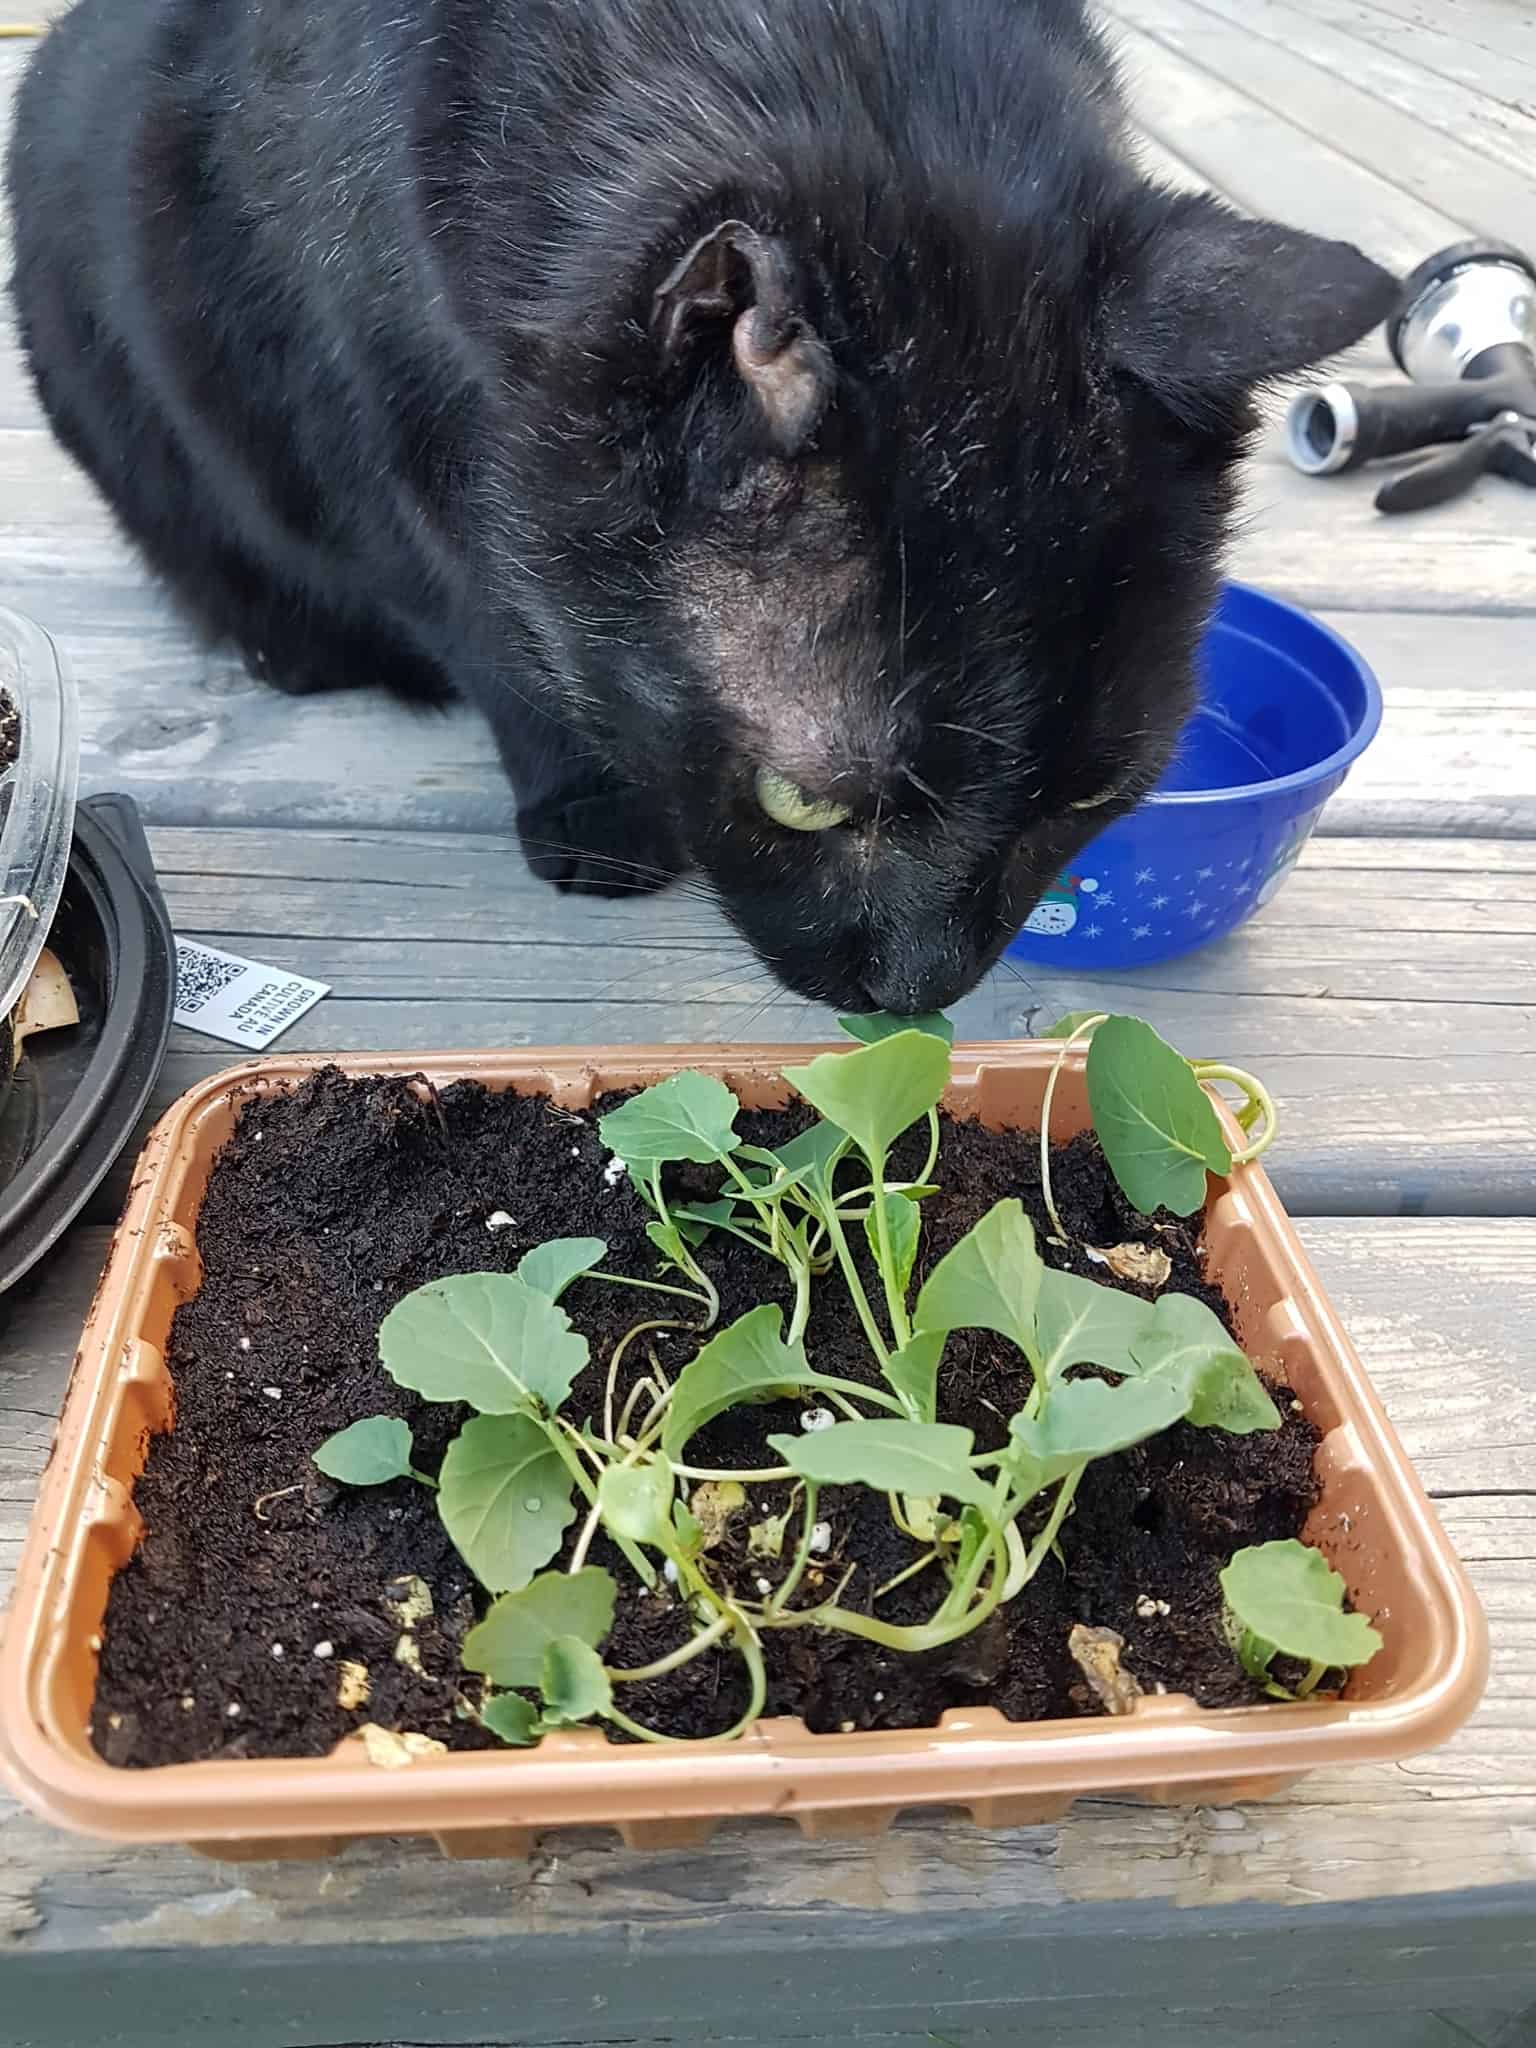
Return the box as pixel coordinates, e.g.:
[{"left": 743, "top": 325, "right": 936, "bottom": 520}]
[{"left": 8, "top": 0, "right": 1394, "bottom": 1010}]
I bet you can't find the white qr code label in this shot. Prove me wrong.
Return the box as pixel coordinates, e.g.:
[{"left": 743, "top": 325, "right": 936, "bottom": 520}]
[{"left": 173, "top": 940, "right": 330, "bottom": 1050}]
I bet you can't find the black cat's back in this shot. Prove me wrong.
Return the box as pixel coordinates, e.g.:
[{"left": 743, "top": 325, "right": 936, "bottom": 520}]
[
  {"left": 8, "top": 0, "right": 471, "bottom": 698},
  {"left": 9, "top": 0, "right": 1123, "bottom": 704}
]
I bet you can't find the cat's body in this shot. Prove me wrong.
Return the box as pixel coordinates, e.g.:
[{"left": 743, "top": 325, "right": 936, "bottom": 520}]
[{"left": 8, "top": 0, "right": 1393, "bottom": 1009}]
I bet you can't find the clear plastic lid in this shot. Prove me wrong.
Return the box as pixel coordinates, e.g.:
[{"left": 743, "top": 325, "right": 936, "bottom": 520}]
[{"left": 0, "top": 607, "right": 80, "bottom": 1024}]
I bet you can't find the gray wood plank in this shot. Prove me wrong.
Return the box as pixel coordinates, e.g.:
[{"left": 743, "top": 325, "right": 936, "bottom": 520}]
[
  {"left": 1231, "top": 463, "right": 1536, "bottom": 615},
  {"left": 1102, "top": 0, "right": 1536, "bottom": 248},
  {"left": 1101, "top": 15, "right": 1468, "bottom": 267},
  {"left": 48, "top": 823, "right": 1527, "bottom": 1217},
  {"left": 1194, "top": 0, "right": 1536, "bottom": 182},
  {"left": 2, "top": 1217, "right": 1533, "bottom": 2044},
  {"left": 22, "top": 599, "right": 1536, "bottom": 837},
  {"left": 350, "top": 2020, "right": 1536, "bottom": 2048},
  {"left": 369, "top": 2022, "right": 1536, "bottom": 2048},
  {"left": 2, "top": 1895, "right": 1534, "bottom": 2048},
  {"left": 1316, "top": 614, "right": 1536, "bottom": 839},
  {"left": 1313, "top": 0, "right": 1536, "bottom": 103}
]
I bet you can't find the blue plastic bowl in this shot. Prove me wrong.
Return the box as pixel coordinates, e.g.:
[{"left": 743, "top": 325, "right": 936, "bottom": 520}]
[{"left": 1006, "top": 583, "right": 1382, "bottom": 971}]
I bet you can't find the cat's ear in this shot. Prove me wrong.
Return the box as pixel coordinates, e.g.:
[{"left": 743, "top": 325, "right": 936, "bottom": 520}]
[
  {"left": 652, "top": 221, "right": 832, "bottom": 453},
  {"left": 1109, "top": 191, "right": 1397, "bottom": 429}
]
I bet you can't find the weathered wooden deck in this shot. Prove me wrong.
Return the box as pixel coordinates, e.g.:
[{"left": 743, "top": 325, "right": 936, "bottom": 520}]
[{"left": 2, "top": 2, "right": 1536, "bottom": 2044}]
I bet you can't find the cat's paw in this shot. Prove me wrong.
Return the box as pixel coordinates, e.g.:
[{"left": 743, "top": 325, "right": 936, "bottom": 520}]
[{"left": 516, "top": 782, "right": 686, "bottom": 897}]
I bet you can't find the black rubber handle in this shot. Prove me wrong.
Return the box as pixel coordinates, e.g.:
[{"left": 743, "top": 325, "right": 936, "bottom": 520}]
[
  {"left": 1341, "top": 373, "right": 1532, "bottom": 467},
  {"left": 1375, "top": 435, "right": 1494, "bottom": 513}
]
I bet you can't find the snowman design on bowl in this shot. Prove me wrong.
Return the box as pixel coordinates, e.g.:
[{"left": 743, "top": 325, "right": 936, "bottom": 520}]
[{"left": 1023, "top": 872, "right": 1099, "bottom": 937}]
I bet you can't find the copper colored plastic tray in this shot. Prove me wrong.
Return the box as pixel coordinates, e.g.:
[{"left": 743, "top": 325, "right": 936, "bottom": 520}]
[{"left": 0, "top": 1045, "right": 1488, "bottom": 1860}]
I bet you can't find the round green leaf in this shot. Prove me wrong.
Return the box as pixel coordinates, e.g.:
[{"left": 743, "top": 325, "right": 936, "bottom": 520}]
[
  {"left": 1008, "top": 1371, "right": 1193, "bottom": 1488},
  {"left": 661, "top": 1305, "right": 823, "bottom": 1460},
  {"left": 516, "top": 1237, "right": 608, "bottom": 1302},
  {"left": 1034, "top": 1269, "right": 1156, "bottom": 1383},
  {"left": 481, "top": 1693, "right": 540, "bottom": 1746},
  {"left": 784, "top": 1030, "right": 950, "bottom": 1163},
  {"left": 1131, "top": 1293, "right": 1280, "bottom": 1434},
  {"left": 765, "top": 1419, "right": 990, "bottom": 1506},
  {"left": 759, "top": 1119, "right": 849, "bottom": 1186},
  {"left": 463, "top": 1567, "right": 617, "bottom": 1688},
  {"left": 598, "top": 1071, "right": 741, "bottom": 1172},
  {"left": 437, "top": 1414, "right": 576, "bottom": 1592},
  {"left": 883, "top": 1331, "right": 945, "bottom": 1424},
  {"left": 380, "top": 1273, "right": 588, "bottom": 1416},
  {"left": 913, "top": 1198, "right": 1044, "bottom": 1367},
  {"left": 597, "top": 1461, "right": 677, "bottom": 1548},
  {"left": 864, "top": 1189, "right": 921, "bottom": 1300},
  {"left": 1219, "top": 1540, "right": 1382, "bottom": 1669},
  {"left": 312, "top": 1415, "right": 415, "bottom": 1486},
  {"left": 540, "top": 1637, "right": 613, "bottom": 1728},
  {"left": 1086, "top": 1015, "right": 1232, "bottom": 1216},
  {"left": 838, "top": 1011, "right": 955, "bottom": 1047},
  {"left": 1036, "top": 1011, "right": 1105, "bottom": 1041}
]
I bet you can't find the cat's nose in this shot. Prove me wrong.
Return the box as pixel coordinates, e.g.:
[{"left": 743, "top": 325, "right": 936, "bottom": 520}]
[{"left": 856, "top": 959, "right": 968, "bottom": 1016}]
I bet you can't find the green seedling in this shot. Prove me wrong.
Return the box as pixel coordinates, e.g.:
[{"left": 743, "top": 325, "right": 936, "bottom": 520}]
[
  {"left": 312, "top": 1415, "right": 430, "bottom": 1488},
  {"left": 1037, "top": 1011, "right": 1277, "bottom": 1238},
  {"left": 313, "top": 1012, "right": 1304, "bottom": 1745},
  {"left": 1220, "top": 1537, "right": 1382, "bottom": 1697}
]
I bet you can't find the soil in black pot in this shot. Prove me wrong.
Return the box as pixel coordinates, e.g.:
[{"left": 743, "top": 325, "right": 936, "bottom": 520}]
[
  {"left": 0, "top": 688, "right": 18, "bottom": 778},
  {"left": 91, "top": 1068, "right": 1321, "bottom": 1767}
]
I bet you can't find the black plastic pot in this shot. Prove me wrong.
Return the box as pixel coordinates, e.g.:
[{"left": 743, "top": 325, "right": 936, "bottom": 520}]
[{"left": 0, "top": 793, "right": 175, "bottom": 1295}]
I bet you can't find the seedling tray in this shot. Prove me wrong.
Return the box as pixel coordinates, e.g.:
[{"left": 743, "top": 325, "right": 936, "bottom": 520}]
[{"left": 0, "top": 1045, "right": 1487, "bottom": 1860}]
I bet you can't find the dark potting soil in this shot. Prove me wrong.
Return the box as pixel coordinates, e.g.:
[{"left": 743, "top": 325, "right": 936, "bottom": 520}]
[
  {"left": 92, "top": 1069, "right": 1321, "bottom": 1766},
  {"left": 0, "top": 689, "right": 18, "bottom": 778}
]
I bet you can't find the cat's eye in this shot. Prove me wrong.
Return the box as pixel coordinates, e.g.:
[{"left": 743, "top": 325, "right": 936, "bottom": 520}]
[
  {"left": 1070, "top": 780, "right": 1123, "bottom": 811},
  {"left": 755, "top": 767, "right": 852, "bottom": 832}
]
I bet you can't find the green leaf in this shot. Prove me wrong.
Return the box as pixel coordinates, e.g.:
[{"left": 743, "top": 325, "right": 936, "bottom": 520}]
[
  {"left": 437, "top": 1415, "right": 576, "bottom": 1592},
  {"left": 951, "top": 1503, "right": 993, "bottom": 1579},
  {"left": 761, "top": 1120, "right": 849, "bottom": 1185},
  {"left": 913, "top": 1198, "right": 1044, "bottom": 1367},
  {"left": 672, "top": 1498, "right": 705, "bottom": 1557},
  {"left": 312, "top": 1415, "right": 415, "bottom": 1486},
  {"left": 864, "top": 1189, "right": 920, "bottom": 1298},
  {"left": 1008, "top": 1370, "right": 1193, "bottom": 1489},
  {"left": 380, "top": 1274, "right": 589, "bottom": 1416},
  {"left": 645, "top": 1218, "right": 698, "bottom": 1270},
  {"left": 673, "top": 1199, "right": 739, "bottom": 1235},
  {"left": 598, "top": 1071, "right": 740, "bottom": 1172},
  {"left": 766, "top": 1420, "right": 990, "bottom": 1506},
  {"left": 884, "top": 1331, "right": 945, "bottom": 1424},
  {"left": 516, "top": 1237, "right": 608, "bottom": 1302},
  {"left": 838, "top": 1011, "right": 955, "bottom": 1047},
  {"left": 1131, "top": 1293, "right": 1281, "bottom": 1435},
  {"left": 1219, "top": 1540, "right": 1382, "bottom": 1669},
  {"left": 1086, "top": 1015, "right": 1232, "bottom": 1216},
  {"left": 712, "top": 1159, "right": 816, "bottom": 1207},
  {"left": 597, "top": 1461, "right": 677, "bottom": 1548},
  {"left": 481, "top": 1693, "right": 541, "bottom": 1746},
  {"left": 1233, "top": 1626, "right": 1280, "bottom": 1686},
  {"left": 539, "top": 1637, "right": 613, "bottom": 1728},
  {"left": 784, "top": 1031, "right": 951, "bottom": 1163},
  {"left": 463, "top": 1567, "right": 617, "bottom": 1688},
  {"left": 1037, "top": 1011, "right": 1105, "bottom": 1040},
  {"left": 661, "top": 1305, "right": 828, "bottom": 1460},
  {"left": 1034, "top": 1269, "right": 1156, "bottom": 1384}
]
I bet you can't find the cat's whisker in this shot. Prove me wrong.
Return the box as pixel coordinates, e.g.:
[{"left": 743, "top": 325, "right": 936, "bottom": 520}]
[
  {"left": 936, "top": 721, "right": 1014, "bottom": 753},
  {"left": 899, "top": 763, "right": 943, "bottom": 807}
]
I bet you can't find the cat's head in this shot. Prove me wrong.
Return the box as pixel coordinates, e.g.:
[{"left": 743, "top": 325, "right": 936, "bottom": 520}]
[{"left": 506, "top": 183, "right": 1393, "bottom": 1012}]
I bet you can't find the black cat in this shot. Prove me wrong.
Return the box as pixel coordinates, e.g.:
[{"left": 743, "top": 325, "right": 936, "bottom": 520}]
[{"left": 8, "top": 0, "right": 1393, "bottom": 1011}]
